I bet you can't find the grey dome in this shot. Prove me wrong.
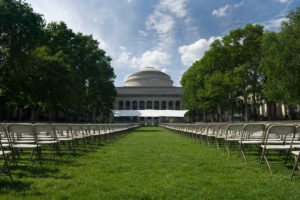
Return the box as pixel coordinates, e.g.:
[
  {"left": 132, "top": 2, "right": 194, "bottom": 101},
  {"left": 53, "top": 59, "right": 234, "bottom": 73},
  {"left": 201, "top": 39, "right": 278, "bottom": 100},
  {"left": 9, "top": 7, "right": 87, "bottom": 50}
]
[{"left": 125, "top": 67, "right": 173, "bottom": 87}]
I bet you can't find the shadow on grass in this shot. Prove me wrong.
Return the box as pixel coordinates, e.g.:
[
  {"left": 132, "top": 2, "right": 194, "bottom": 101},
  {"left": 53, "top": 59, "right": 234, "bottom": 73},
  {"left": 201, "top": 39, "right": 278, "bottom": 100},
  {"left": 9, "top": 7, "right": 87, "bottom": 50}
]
[
  {"left": 0, "top": 179, "right": 32, "bottom": 193},
  {"left": 131, "top": 129, "right": 162, "bottom": 133}
]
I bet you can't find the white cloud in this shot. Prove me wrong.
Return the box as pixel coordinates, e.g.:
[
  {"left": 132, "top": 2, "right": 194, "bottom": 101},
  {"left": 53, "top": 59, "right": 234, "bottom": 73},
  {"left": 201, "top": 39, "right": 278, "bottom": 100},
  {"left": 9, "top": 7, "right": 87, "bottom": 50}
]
[
  {"left": 161, "top": 67, "right": 169, "bottom": 73},
  {"left": 114, "top": 47, "right": 171, "bottom": 69},
  {"left": 144, "top": 0, "right": 189, "bottom": 51},
  {"left": 178, "top": 36, "right": 221, "bottom": 66},
  {"left": 277, "top": 0, "right": 290, "bottom": 3},
  {"left": 261, "top": 18, "right": 287, "bottom": 30},
  {"left": 127, "top": 0, "right": 133, "bottom": 4},
  {"left": 139, "top": 30, "right": 148, "bottom": 36},
  {"left": 212, "top": 5, "right": 229, "bottom": 17},
  {"left": 26, "top": 0, "right": 115, "bottom": 58},
  {"left": 115, "top": 51, "right": 131, "bottom": 68},
  {"left": 157, "top": 0, "right": 188, "bottom": 18},
  {"left": 146, "top": 10, "right": 175, "bottom": 34},
  {"left": 132, "top": 50, "right": 171, "bottom": 68},
  {"left": 212, "top": 2, "right": 243, "bottom": 17}
]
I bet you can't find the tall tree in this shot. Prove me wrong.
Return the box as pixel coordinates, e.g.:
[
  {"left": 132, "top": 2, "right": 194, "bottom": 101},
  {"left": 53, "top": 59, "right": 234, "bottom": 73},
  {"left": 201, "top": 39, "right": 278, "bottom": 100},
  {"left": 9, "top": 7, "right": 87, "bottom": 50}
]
[
  {"left": 262, "top": 7, "right": 300, "bottom": 119},
  {"left": 0, "top": 0, "right": 45, "bottom": 119}
]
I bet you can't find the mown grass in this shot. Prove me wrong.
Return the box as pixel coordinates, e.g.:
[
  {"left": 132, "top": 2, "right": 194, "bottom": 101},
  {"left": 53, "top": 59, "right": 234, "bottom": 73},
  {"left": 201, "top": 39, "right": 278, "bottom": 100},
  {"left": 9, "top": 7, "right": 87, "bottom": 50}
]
[{"left": 1, "top": 126, "right": 300, "bottom": 200}]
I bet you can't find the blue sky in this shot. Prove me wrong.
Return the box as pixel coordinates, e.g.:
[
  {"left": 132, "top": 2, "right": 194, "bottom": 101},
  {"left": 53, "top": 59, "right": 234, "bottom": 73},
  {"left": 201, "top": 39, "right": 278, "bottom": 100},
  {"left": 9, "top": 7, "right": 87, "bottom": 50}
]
[{"left": 26, "top": 0, "right": 300, "bottom": 86}]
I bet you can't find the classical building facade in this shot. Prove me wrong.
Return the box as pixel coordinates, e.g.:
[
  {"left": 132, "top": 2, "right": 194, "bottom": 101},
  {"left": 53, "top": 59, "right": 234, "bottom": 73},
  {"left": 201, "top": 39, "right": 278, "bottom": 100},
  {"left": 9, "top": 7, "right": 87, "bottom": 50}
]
[{"left": 113, "top": 67, "right": 184, "bottom": 122}]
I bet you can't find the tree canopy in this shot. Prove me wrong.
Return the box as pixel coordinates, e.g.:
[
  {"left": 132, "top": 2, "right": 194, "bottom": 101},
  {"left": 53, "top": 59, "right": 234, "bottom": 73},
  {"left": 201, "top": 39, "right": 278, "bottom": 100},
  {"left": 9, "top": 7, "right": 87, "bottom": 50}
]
[
  {"left": 181, "top": 7, "right": 300, "bottom": 121},
  {"left": 0, "top": 0, "right": 116, "bottom": 122}
]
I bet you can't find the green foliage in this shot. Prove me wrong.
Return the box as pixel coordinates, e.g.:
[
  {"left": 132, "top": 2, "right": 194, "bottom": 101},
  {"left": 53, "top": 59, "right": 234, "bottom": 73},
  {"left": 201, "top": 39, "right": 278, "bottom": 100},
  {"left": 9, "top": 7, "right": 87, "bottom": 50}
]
[
  {"left": 181, "top": 23, "right": 265, "bottom": 121},
  {"left": 262, "top": 7, "right": 300, "bottom": 105},
  {"left": 0, "top": 0, "right": 116, "bottom": 121}
]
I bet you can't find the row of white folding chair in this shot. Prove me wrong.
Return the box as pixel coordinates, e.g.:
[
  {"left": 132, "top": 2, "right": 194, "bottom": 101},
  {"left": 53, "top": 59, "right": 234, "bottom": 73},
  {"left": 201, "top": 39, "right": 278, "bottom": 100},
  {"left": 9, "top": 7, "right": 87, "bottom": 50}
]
[
  {"left": 161, "top": 123, "right": 300, "bottom": 181},
  {"left": 0, "top": 123, "right": 139, "bottom": 181}
]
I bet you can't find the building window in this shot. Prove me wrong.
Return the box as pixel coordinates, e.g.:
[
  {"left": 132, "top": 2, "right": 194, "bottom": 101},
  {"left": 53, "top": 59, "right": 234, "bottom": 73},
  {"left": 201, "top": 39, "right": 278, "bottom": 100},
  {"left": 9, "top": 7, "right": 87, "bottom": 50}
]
[
  {"left": 175, "top": 101, "right": 180, "bottom": 110},
  {"left": 147, "top": 101, "right": 152, "bottom": 109},
  {"left": 161, "top": 101, "right": 166, "bottom": 110},
  {"left": 139, "top": 101, "right": 145, "bottom": 110},
  {"left": 119, "top": 101, "right": 124, "bottom": 110},
  {"left": 126, "top": 101, "right": 131, "bottom": 110},
  {"left": 154, "top": 101, "right": 159, "bottom": 110},
  {"left": 133, "top": 101, "right": 137, "bottom": 110},
  {"left": 168, "top": 101, "right": 173, "bottom": 110}
]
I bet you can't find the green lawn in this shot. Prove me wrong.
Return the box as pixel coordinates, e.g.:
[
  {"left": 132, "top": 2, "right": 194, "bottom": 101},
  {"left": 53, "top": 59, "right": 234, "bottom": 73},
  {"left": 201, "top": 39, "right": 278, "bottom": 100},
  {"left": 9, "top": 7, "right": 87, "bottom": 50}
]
[{"left": 1, "top": 126, "right": 300, "bottom": 200}]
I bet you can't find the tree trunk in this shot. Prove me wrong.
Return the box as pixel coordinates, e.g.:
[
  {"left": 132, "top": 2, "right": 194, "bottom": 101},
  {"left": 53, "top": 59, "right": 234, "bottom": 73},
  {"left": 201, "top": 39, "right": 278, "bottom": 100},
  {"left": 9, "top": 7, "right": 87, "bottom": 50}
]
[
  {"left": 228, "top": 95, "right": 233, "bottom": 122},
  {"left": 288, "top": 105, "right": 295, "bottom": 120},
  {"left": 244, "top": 95, "right": 248, "bottom": 122},
  {"left": 92, "top": 107, "right": 96, "bottom": 123},
  {"left": 31, "top": 104, "right": 41, "bottom": 123},
  {"left": 217, "top": 104, "right": 222, "bottom": 122},
  {"left": 251, "top": 93, "right": 257, "bottom": 121},
  {"left": 18, "top": 109, "right": 23, "bottom": 121},
  {"left": 202, "top": 109, "right": 207, "bottom": 122}
]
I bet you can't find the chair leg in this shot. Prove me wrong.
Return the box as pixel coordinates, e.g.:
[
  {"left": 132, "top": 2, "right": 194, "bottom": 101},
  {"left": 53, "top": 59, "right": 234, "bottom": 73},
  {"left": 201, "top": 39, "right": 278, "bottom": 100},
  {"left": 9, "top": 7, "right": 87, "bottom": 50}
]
[
  {"left": 284, "top": 149, "right": 291, "bottom": 166},
  {"left": 264, "top": 155, "right": 273, "bottom": 175},
  {"left": 259, "top": 147, "right": 265, "bottom": 167},
  {"left": 37, "top": 148, "right": 42, "bottom": 167},
  {"left": 225, "top": 141, "right": 230, "bottom": 156},
  {"left": 239, "top": 143, "right": 247, "bottom": 162},
  {"left": 263, "top": 151, "right": 273, "bottom": 175},
  {"left": 2, "top": 154, "right": 13, "bottom": 181},
  {"left": 5, "top": 155, "right": 13, "bottom": 182},
  {"left": 290, "top": 154, "right": 299, "bottom": 181}
]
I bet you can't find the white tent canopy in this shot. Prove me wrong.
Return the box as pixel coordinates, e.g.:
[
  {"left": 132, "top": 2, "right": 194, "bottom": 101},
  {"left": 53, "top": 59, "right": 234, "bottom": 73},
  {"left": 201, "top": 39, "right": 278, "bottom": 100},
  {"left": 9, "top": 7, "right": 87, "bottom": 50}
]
[{"left": 111, "top": 110, "right": 188, "bottom": 117}]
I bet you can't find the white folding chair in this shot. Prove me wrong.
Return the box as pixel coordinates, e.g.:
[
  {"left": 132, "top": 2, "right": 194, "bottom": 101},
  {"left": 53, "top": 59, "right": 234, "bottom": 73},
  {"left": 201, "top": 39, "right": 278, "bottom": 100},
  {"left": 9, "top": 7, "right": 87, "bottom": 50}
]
[
  {"left": 0, "top": 125, "right": 13, "bottom": 181},
  {"left": 260, "top": 124, "right": 296, "bottom": 175}
]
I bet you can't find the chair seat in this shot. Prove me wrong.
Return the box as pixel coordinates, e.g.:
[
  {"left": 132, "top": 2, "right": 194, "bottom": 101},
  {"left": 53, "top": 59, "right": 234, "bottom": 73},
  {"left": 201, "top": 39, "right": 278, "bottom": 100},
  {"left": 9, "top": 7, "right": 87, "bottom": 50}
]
[
  {"left": 261, "top": 145, "right": 291, "bottom": 150},
  {"left": 0, "top": 151, "right": 11, "bottom": 156},
  {"left": 291, "top": 145, "right": 300, "bottom": 149},
  {"left": 1, "top": 143, "right": 10, "bottom": 147},
  {"left": 12, "top": 144, "right": 41, "bottom": 149},
  {"left": 38, "top": 141, "right": 58, "bottom": 144},
  {"left": 15, "top": 140, "right": 35, "bottom": 144},
  {"left": 73, "top": 136, "right": 84, "bottom": 139},
  {"left": 38, "top": 137, "right": 55, "bottom": 141},
  {"left": 239, "top": 140, "right": 261, "bottom": 144},
  {"left": 57, "top": 137, "right": 73, "bottom": 141},
  {"left": 292, "top": 151, "right": 300, "bottom": 156},
  {"left": 266, "top": 140, "right": 284, "bottom": 144},
  {"left": 286, "top": 141, "right": 300, "bottom": 144},
  {"left": 227, "top": 138, "right": 241, "bottom": 141}
]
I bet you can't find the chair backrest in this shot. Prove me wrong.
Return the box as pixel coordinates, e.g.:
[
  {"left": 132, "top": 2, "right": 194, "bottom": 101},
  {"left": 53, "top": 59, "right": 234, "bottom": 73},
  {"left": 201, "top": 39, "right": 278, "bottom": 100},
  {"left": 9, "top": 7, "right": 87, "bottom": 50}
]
[
  {"left": 218, "top": 124, "right": 229, "bottom": 131},
  {"left": 216, "top": 124, "right": 229, "bottom": 136},
  {"left": 53, "top": 124, "right": 71, "bottom": 137},
  {"left": 0, "top": 124, "right": 8, "bottom": 154},
  {"left": 89, "top": 125, "right": 100, "bottom": 134},
  {"left": 227, "top": 124, "right": 244, "bottom": 138},
  {"left": 207, "top": 124, "right": 219, "bottom": 135},
  {"left": 34, "top": 124, "right": 56, "bottom": 139},
  {"left": 265, "top": 124, "right": 295, "bottom": 144},
  {"left": 81, "top": 124, "right": 91, "bottom": 135},
  {"left": 294, "top": 126, "right": 300, "bottom": 140},
  {"left": 0, "top": 124, "right": 7, "bottom": 138},
  {"left": 71, "top": 124, "right": 84, "bottom": 136},
  {"left": 228, "top": 124, "right": 244, "bottom": 131},
  {"left": 201, "top": 124, "right": 209, "bottom": 133},
  {"left": 7, "top": 124, "right": 38, "bottom": 144},
  {"left": 243, "top": 123, "right": 266, "bottom": 138}
]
